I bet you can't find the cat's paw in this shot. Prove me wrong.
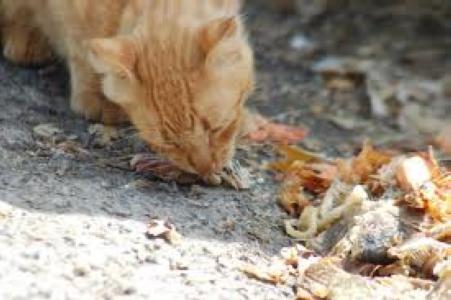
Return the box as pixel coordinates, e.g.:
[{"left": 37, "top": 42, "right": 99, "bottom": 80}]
[
  {"left": 71, "top": 95, "right": 128, "bottom": 125},
  {"left": 100, "top": 102, "right": 129, "bottom": 125},
  {"left": 2, "top": 30, "right": 53, "bottom": 65},
  {"left": 70, "top": 94, "right": 103, "bottom": 121}
]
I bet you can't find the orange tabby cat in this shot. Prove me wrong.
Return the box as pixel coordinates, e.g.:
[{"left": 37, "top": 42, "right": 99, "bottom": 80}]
[{"left": 0, "top": 0, "right": 254, "bottom": 177}]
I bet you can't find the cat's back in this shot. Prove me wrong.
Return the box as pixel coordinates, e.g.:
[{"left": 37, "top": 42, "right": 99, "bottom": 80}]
[
  {"left": 2, "top": 0, "right": 130, "bottom": 55},
  {"left": 45, "top": 0, "right": 129, "bottom": 38}
]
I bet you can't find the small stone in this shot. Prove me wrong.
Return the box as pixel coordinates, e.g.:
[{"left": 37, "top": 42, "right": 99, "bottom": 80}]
[
  {"left": 122, "top": 286, "right": 137, "bottom": 295},
  {"left": 73, "top": 260, "right": 91, "bottom": 277},
  {"left": 290, "top": 34, "right": 317, "bottom": 55},
  {"left": 0, "top": 201, "right": 13, "bottom": 218}
]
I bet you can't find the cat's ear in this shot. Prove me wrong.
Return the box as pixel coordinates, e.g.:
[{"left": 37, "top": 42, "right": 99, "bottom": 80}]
[
  {"left": 199, "top": 16, "right": 239, "bottom": 53},
  {"left": 86, "top": 37, "right": 136, "bottom": 79}
]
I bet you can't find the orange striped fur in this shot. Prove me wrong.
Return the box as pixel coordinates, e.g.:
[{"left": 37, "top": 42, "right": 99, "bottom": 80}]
[{"left": 0, "top": 0, "right": 255, "bottom": 176}]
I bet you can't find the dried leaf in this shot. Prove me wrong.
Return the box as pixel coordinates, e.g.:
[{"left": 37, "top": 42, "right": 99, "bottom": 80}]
[
  {"left": 292, "top": 162, "right": 338, "bottom": 194},
  {"left": 270, "top": 145, "right": 323, "bottom": 172},
  {"left": 279, "top": 176, "right": 310, "bottom": 215},
  {"left": 243, "top": 114, "right": 307, "bottom": 144},
  {"left": 146, "top": 218, "right": 182, "bottom": 245},
  {"left": 240, "top": 261, "right": 288, "bottom": 285},
  {"left": 273, "top": 147, "right": 337, "bottom": 216},
  {"left": 337, "top": 141, "right": 393, "bottom": 184}
]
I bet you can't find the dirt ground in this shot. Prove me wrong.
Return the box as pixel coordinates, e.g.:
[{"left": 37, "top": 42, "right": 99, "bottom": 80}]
[{"left": 0, "top": 3, "right": 450, "bottom": 300}]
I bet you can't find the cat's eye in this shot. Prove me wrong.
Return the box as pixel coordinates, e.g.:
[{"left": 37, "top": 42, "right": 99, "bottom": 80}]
[
  {"left": 115, "top": 71, "right": 130, "bottom": 81},
  {"left": 211, "top": 127, "right": 222, "bottom": 134}
]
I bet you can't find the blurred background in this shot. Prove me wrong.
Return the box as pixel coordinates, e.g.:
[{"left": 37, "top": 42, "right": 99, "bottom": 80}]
[{"left": 245, "top": 0, "right": 451, "bottom": 155}]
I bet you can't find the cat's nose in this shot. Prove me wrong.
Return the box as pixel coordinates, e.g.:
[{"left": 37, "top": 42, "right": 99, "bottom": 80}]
[
  {"left": 190, "top": 154, "right": 216, "bottom": 177},
  {"left": 191, "top": 155, "right": 215, "bottom": 176}
]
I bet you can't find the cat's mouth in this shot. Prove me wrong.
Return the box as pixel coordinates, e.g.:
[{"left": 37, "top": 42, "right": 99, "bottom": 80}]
[{"left": 131, "top": 154, "right": 251, "bottom": 190}]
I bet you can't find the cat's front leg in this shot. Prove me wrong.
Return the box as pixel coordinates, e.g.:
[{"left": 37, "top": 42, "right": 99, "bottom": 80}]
[{"left": 69, "top": 56, "right": 128, "bottom": 125}]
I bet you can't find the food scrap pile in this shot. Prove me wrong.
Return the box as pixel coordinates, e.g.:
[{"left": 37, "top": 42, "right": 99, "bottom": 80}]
[{"left": 246, "top": 142, "right": 450, "bottom": 299}]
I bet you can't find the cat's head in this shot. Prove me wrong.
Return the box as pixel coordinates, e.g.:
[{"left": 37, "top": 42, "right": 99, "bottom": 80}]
[{"left": 87, "top": 15, "right": 254, "bottom": 176}]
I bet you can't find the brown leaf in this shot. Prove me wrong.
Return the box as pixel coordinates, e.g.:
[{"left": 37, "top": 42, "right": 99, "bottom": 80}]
[
  {"left": 271, "top": 146, "right": 337, "bottom": 215},
  {"left": 337, "top": 141, "right": 393, "bottom": 184},
  {"left": 240, "top": 262, "right": 288, "bottom": 285},
  {"left": 146, "top": 218, "right": 182, "bottom": 245},
  {"left": 246, "top": 122, "right": 307, "bottom": 144},
  {"left": 270, "top": 145, "right": 323, "bottom": 172},
  {"left": 291, "top": 162, "right": 338, "bottom": 194},
  {"left": 243, "top": 113, "right": 307, "bottom": 144}
]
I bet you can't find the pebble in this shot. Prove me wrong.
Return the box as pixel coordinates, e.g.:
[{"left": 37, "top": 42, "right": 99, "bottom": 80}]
[{"left": 73, "top": 260, "right": 92, "bottom": 277}]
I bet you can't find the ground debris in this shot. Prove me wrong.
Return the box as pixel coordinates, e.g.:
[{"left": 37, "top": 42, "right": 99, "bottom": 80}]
[
  {"left": 146, "top": 217, "right": 182, "bottom": 245},
  {"left": 285, "top": 184, "right": 367, "bottom": 241},
  {"left": 240, "top": 261, "right": 289, "bottom": 285},
  {"left": 388, "top": 237, "right": 451, "bottom": 278},
  {"left": 297, "top": 257, "right": 435, "bottom": 300},
  {"left": 312, "top": 55, "right": 448, "bottom": 135},
  {"left": 312, "top": 57, "right": 367, "bottom": 93},
  {"left": 130, "top": 154, "right": 252, "bottom": 190},
  {"left": 268, "top": 141, "right": 450, "bottom": 299},
  {"left": 336, "top": 142, "right": 393, "bottom": 185},
  {"left": 33, "top": 123, "right": 63, "bottom": 140},
  {"left": 242, "top": 112, "right": 307, "bottom": 144},
  {"left": 270, "top": 145, "right": 334, "bottom": 215},
  {"left": 88, "top": 124, "right": 119, "bottom": 146},
  {"left": 327, "top": 199, "right": 407, "bottom": 264}
]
